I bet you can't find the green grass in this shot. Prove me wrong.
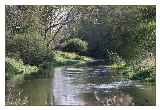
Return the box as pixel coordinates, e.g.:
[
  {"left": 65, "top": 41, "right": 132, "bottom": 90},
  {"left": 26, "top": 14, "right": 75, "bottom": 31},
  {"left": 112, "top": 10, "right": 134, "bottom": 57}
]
[
  {"left": 5, "top": 57, "right": 39, "bottom": 80},
  {"left": 53, "top": 51, "right": 93, "bottom": 66},
  {"left": 111, "top": 63, "right": 126, "bottom": 69}
]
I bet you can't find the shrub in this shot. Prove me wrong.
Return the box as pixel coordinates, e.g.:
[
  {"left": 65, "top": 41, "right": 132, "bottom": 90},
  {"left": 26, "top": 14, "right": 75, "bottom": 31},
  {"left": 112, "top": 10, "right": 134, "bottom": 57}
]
[
  {"left": 6, "top": 33, "right": 53, "bottom": 65},
  {"left": 63, "top": 38, "right": 88, "bottom": 53},
  {"left": 5, "top": 57, "right": 39, "bottom": 80},
  {"left": 129, "top": 66, "right": 155, "bottom": 80},
  {"left": 106, "top": 50, "right": 126, "bottom": 66}
]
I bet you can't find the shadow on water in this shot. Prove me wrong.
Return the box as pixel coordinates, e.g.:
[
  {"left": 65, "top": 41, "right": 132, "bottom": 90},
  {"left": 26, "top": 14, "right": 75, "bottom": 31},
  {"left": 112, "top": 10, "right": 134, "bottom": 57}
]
[{"left": 5, "top": 60, "right": 156, "bottom": 106}]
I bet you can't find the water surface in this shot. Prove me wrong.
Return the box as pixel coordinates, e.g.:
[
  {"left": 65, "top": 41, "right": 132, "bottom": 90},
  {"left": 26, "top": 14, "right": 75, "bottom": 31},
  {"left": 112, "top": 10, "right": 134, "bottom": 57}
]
[{"left": 6, "top": 65, "right": 156, "bottom": 106}]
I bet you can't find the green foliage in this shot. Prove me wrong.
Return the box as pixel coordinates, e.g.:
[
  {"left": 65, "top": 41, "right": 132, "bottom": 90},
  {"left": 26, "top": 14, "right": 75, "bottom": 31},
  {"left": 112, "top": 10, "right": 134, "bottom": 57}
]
[
  {"left": 5, "top": 57, "right": 39, "bottom": 80},
  {"left": 70, "top": 6, "right": 140, "bottom": 59},
  {"left": 107, "top": 50, "right": 126, "bottom": 65},
  {"left": 63, "top": 38, "right": 88, "bottom": 53},
  {"left": 135, "top": 19, "right": 156, "bottom": 54},
  {"left": 127, "top": 66, "right": 155, "bottom": 82},
  {"left": 113, "top": 54, "right": 155, "bottom": 82},
  {"left": 53, "top": 51, "right": 93, "bottom": 65},
  {"left": 121, "top": 58, "right": 156, "bottom": 81},
  {"left": 6, "top": 33, "right": 53, "bottom": 65},
  {"left": 5, "top": 5, "right": 155, "bottom": 83}
]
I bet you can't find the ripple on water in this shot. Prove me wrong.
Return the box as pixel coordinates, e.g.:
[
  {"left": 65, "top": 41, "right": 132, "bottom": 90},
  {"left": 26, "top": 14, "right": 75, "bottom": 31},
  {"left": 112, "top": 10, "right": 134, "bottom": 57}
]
[
  {"left": 53, "top": 66, "right": 155, "bottom": 106},
  {"left": 94, "top": 80, "right": 135, "bottom": 89}
]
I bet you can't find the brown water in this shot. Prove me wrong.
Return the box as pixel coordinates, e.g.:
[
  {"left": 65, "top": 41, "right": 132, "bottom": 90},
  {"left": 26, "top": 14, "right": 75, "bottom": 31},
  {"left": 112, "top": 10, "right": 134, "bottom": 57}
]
[{"left": 5, "top": 65, "right": 156, "bottom": 106}]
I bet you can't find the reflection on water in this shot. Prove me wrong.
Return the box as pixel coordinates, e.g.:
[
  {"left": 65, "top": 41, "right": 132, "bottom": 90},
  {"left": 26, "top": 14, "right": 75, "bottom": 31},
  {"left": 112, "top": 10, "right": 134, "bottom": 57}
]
[
  {"left": 5, "top": 81, "right": 29, "bottom": 105},
  {"left": 6, "top": 79, "right": 53, "bottom": 106},
  {"left": 6, "top": 65, "right": 156, "bottom": 106},
  {"left": 80, "top": 90, "right": 135, "bottom": 106}
]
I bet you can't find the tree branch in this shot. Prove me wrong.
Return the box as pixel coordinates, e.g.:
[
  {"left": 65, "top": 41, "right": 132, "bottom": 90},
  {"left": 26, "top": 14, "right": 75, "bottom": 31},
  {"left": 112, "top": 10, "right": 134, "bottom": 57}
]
[{"left": 47, "top": 25, "right": 63, "bottom": 47}]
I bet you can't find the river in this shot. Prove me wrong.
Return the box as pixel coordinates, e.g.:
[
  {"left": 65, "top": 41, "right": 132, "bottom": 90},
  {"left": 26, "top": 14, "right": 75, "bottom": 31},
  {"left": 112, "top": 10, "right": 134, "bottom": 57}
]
[{"left": 5, "top": 64, "right": 156, "bottom": 106}]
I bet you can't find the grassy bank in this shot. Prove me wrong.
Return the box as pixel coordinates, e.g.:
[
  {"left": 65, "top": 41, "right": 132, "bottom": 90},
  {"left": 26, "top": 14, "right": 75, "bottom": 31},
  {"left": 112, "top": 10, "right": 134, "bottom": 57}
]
[
  {"left": 112, "top": 57, "right": 155, "bottom": 82},
  {"left": 5, "top": 57, "right": 39, "bottom": 80},
  {"left": 128, "top": 66, "right": 155, "bottom": 82},
  {"left": 53, "top": 51, "right": 93, "bottom": 65},
  {"left": 6, "top": 51, "right": 93, "bottom": 81},
  {"left": 38, "top": 51, "right": 93, "bottom": 75}
]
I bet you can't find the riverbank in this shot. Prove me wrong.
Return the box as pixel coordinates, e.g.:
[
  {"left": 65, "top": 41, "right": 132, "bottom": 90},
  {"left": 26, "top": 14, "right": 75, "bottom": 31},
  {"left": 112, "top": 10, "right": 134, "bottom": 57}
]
[
  {"left": 6, "top": 57, "right": 39, "bottom": 80},
  {"left": 111, "top": 58, "right": 155, "bottom": 82},
  {"left": 5, "top": 51, "right": 93, "bottom": 81},
  {"left": 6, "top": 51, "right": 155, "bottom": 82}
]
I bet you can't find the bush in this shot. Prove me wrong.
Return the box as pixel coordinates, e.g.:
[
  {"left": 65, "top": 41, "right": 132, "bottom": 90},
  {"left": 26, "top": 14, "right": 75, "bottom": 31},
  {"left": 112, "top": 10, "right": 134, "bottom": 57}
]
[
  {"left": 5, "top": 57, "right": 39, "bottom": 80},
  {"left": 6, "top": 33, "right": 53, "bottom": 65},
  {"left": 128, "top": 66, "right": 155, "bottom": 81},
  {"left": 63, "top": 38, "right": 88, "bottom": 53},
  {"left": 106, "top": 50, "right": 126, "bottom": 66}
]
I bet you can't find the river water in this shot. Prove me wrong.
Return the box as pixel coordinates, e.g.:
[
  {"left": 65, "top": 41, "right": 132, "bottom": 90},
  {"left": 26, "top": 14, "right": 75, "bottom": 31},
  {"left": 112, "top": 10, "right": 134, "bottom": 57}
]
[{"left": 5, "top": 65, "right": 156, "bottom": 106}]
